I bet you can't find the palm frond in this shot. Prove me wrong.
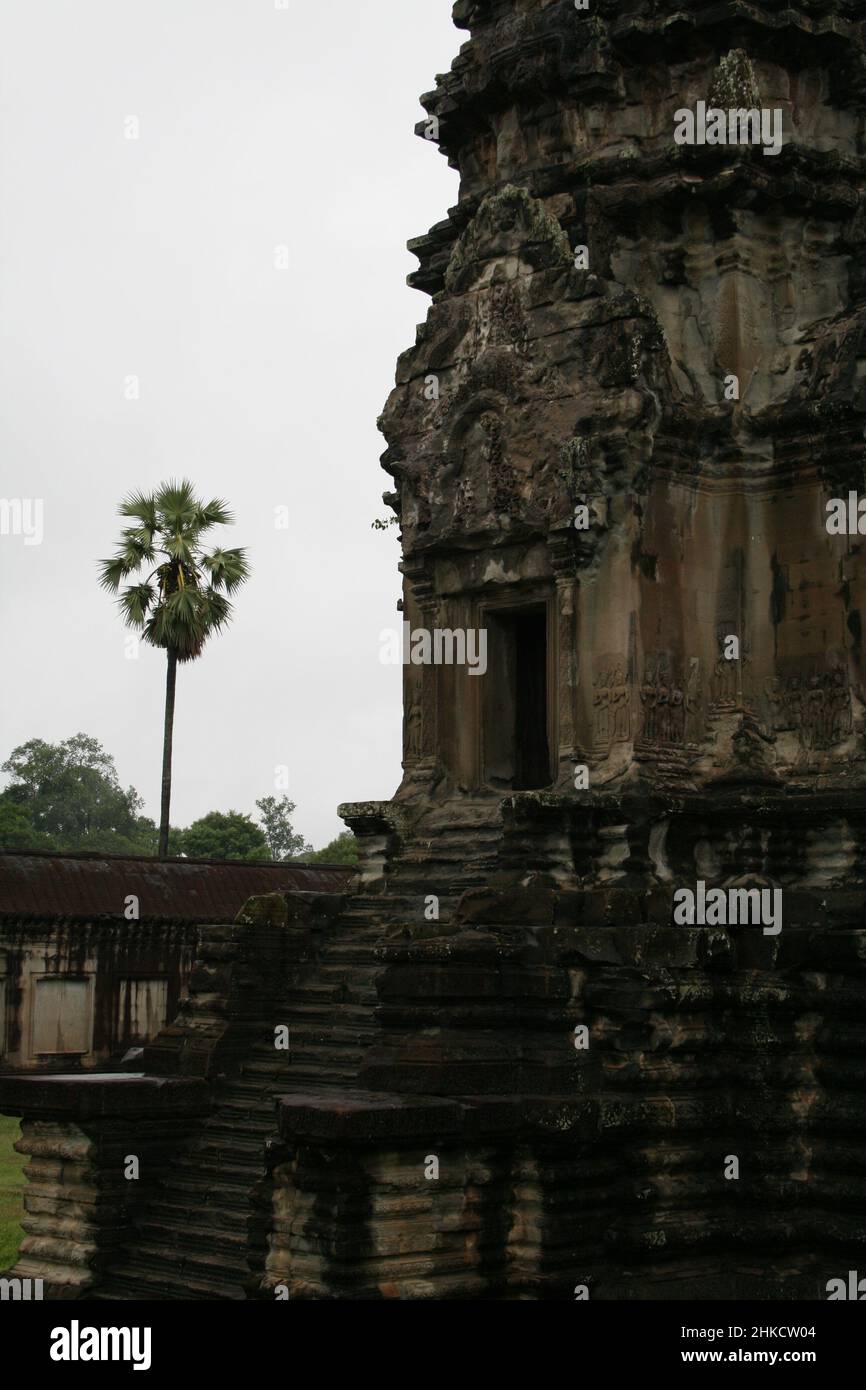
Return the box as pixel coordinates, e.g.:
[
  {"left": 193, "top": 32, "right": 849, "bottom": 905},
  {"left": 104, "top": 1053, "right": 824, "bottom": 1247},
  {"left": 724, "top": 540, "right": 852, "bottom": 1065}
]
[
  {"left": 201, "top": 547, "right": 251, "bottom": 593},
  {"left": 117, "top": 532, "right": 156, "bottom": 570},
  {"left": 98, "top": 556, "right": 133, "bottom": 593},
  {"left": 155, "top": 478, "right": 198, "bottom": 529},
  {"left": 164, "top": 587, "right": 201, "bottom": 623},
  {"left": 199, "top": 587, "right": 232, "bottom": 630},
  {"left": 145, "top": 590, "right": 200, "bottom": 655},
  {"left": 194, "top": 497, "right": 234, "bottom": 530},
  {"left": 163, "top": 533, "right": 196, "bottom": 567},
  {"left": 118, "top": 583, "right": 156, "bottom": 628},
  {"left": 118, "top": 490, "right": 158, "bottom": 529},
  {"left": 120, "top": 524, "right": 156, "bottom": 555}
]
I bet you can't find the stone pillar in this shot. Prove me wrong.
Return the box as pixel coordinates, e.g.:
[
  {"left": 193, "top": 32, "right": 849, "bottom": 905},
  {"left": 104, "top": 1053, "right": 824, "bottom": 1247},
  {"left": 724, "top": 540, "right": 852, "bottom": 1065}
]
[
  {"left": 0, "top": 1075, "right": 209, "bottom": 1298},
  {"left": 339, "top": 803, "right": 408, "bottom": 894},
  {"left": 549, "top": 529, "right": 580, "bottom": 789},
  {"left": 260, "top": 1091, "right": 514, "bottom": 1300},
  {"left": 400, "top": 561, "right": 439, "bottom": 789}
]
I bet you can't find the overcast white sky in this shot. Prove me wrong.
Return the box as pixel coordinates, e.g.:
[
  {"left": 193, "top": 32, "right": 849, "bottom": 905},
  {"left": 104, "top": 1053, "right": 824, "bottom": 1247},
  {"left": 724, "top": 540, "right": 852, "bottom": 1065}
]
[{"left": 0, "top": 0, "right": 459, "bottom": 848}]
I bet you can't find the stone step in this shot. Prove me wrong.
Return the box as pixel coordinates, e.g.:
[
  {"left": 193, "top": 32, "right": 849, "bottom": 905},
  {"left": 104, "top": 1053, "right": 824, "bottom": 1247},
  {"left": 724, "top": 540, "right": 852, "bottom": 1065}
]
[
  {"left": 204, "top": 1106, "right": 272, "bottom": 1128},
  {"left": 315, "top": 963, "right": 381, "bottom": 980},
  {"left": 321, "top": 943, "right": 387, "bottom": 961},
  {"left": 167, "top": 1162, "right": 264, "bottom": 1192},
  {"left": 401, "top": 823, "right": 500, "bottom": 839},
  {"left": 228, "top": 1061, "right": 362, "bottom": 1096},
  {"left": 191, "top": 1134, "right": 264, "bottom": 1156},
  {"left": 199, "top": 1122, "right": 270, "bottom": 1144},
  {"left": 240, "top": 1034, "right": 378, "bottom": 1061},
  {"left": 210, "top": 1098, "right": 277, "bottom": 1121},
  {"left": 183, "top": 1157, "right": 265, "bottom": 1188},
  {"left": 139, "top": 1197, "right": 253, "bottom": 1233},
  {"left": 413, "top": 807, "right": 502, "bottom": 826},
  {"left": 243, "top": 1024, "right": 370, "bottom": 1052},
  {"left": 164, "top": 1176, "right": 254, "bottom": 1212},
  {"left": 104, "top": 1240, "right": 250, "bottom": 1284},
  {"left": 282, "top": 982, "right": 350, "bottom": 1003},
  {"left": 95, "top": 1270, "right": 245, "bottom": 1301},
  {"left": 273, "top": 1002, "right": 374, "bottom": 1025},
  {"left": 331, "top": 911, "right": 397, "bottom": 924},
  {"left": 136, "top": 1216, "right": 250, "bottom": 1258},
  {"left": 268, "top": 1063, "right": 359, "bottom": 1086},
  {"left": 390, "top": 860, "right": 498, "bottom": 877},
  {"left": 396, "top": 832, "right": 501, "bottom": 851},
  {"left": 232, "top": 1039, "right": 372, "bottom": 1070},
  {"left": 276, "top": 996, "right": 379, "bottom": 1015},
  {"left": 332, "top": 905, "right": 402, "bottom": 915},
  {"left": 388, "top": 862, "right": 498, "bottom": 881},
  {"left": 283, "top": 982, "right": 381, "bottom": 1003}
]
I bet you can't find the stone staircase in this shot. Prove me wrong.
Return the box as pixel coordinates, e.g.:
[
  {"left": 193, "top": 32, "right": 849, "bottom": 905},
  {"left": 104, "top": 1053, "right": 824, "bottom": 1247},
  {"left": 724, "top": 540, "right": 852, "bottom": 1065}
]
[
  {"left": 93, "top": 812, "right": 508, "bottom": 1302},
  {"left": 384, "top": 801, "right": 504, "bottom": 904},
  {"left": 94, "top": 901, "right": 392, "bottom": 1301}
]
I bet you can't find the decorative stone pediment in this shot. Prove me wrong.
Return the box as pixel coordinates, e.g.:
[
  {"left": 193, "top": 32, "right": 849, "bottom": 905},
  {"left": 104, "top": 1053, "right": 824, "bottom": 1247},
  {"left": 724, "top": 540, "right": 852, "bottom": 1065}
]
[{"left": 444, "top": 185, "right": 572, "bottom": 294}]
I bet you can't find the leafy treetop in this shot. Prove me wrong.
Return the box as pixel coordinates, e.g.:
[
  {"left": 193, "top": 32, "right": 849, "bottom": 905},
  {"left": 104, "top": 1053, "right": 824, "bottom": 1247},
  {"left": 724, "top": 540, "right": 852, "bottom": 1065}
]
[{"left": 98, "top": 479, "right": 250, "bottom": 662}]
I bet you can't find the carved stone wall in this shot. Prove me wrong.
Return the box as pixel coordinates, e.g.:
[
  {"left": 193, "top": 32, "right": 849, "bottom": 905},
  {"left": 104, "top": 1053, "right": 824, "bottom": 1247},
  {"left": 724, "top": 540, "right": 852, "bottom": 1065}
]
[{"left": 379, "top": 0, "right": 866, "bottom": 803}]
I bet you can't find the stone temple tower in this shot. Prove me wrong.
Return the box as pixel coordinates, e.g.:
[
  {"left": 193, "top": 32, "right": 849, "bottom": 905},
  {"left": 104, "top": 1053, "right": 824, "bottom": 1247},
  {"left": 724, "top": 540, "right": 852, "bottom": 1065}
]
[
  {"left": 383, "top": 0, "right": 866, "bottom": 821},
  {"left": 348, "top": 0, "right": 866, "bottom": 1298},
  {"left": 5, "top": 0, "right": 866, "bottom": 1302}
]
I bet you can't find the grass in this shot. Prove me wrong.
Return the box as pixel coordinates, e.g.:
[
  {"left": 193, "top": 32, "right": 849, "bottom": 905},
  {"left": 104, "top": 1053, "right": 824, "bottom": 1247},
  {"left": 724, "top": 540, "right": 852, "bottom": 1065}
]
[{"left": 0, "top": 1114, "right": 25, "bottom": 1272}]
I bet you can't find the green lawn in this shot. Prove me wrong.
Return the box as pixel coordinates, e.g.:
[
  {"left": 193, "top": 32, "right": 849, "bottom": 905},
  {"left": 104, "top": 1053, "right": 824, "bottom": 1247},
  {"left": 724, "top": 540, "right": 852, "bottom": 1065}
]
[{"left": 0, "top": 1114, "right": 25, "bottom": 1272}]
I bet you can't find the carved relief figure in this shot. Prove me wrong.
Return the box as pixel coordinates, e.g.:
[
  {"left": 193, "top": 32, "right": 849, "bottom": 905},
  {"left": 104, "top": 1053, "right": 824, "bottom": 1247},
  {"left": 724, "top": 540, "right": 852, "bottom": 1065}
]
[
  {"left": 655, "top": 677, "right": 671, "bottom": 741},
  {"left": 765, "top": 675, "right": 783, "bottom": 730},
  {"left": 669, "top": 681, "right": 685, "bottom": 743},
  {"left": 405, "top": 683, "right": 422, "bottom": 762},
  {"left": 640, "top": 655, "right": 689, "bottom": 745},
  {"left": 454, "top": 473, "right": 475, "bottom": 514},
  {"left": 470, "top": 273, "right": 529, "bottom": 360},
  {"left": 593, "top": 673, "right": 611, "bottom": 746},
  {"left": 830, "top": 667, "right": 854, "bottom": 742},
  {"left": 489, "top": 277, "right": 529, "bottom": 356},
  {"left": 767, "top": 664, "right": 853, "bottom": 750},
  {"left": 558, "top": 437, "right": 602, "bottom": 506},
  {"left": 611, "top": 663, "right": 631, "bottom": 742},
  {"left": 712, "top": 652, "right": 739, "bottom": 706},
  {"left": 478, "top": 411, "right": 518, "bottom": 515},
  {"left": 640, "top": 670, "right": 658, "bottom": 741},
  {"left": 438, "top": 405, "right": 519, "bottom": 529},
  {"left": 788, "top": 675, "right": 804, "bottom": 742},
  {"left": 685, "top": 658, "right": 702, "bottom": 741},
  {"left": 593, "top": 661, "right": 632, "bottom": 752}
]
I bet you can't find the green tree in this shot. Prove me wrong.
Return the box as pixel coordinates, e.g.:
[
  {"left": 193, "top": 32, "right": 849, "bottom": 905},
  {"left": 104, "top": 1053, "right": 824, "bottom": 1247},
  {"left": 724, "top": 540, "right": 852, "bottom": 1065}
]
[
  {"left": 0, "top": 795, "right": 51, "bottom": 850},
  {"left": 300, "top": 830, "right": 359, "bottom": 865},
  {"left": 255, "top": 795, "right": 312, "bottom": 860},
  {"left": 99, "top": 480, "right": 250, "bottom": 859},
  {"left": 0, "top": 734, "right": 155, "bottom": 853},
  {"left": 181, "top": 810, "right": 269, "bottom": 861}
]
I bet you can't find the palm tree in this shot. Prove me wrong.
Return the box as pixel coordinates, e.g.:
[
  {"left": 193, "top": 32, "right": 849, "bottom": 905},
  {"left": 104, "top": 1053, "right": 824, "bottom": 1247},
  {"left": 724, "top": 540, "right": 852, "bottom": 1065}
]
[{"left": 99, "top": 479, "right": 250, "bottom": 859}]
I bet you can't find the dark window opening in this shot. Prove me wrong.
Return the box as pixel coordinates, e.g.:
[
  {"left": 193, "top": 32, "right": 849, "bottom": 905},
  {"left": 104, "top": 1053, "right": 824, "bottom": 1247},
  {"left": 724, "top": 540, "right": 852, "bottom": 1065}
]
[{"left": 484, "top": 606, "right": 551, "bottom": 791}]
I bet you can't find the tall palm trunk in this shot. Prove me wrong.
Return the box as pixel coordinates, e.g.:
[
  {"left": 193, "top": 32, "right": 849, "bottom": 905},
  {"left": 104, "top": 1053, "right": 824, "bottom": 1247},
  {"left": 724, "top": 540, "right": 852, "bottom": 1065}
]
[{"left": 158, "top": 648, "right": 178, "bottom": 859}]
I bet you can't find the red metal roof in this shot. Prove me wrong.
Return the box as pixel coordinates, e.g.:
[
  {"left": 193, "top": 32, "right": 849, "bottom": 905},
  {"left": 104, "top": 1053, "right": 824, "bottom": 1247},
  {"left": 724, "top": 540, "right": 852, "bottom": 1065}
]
[{"left": 0, "top": 850, "right": 352, "bottom": 923}]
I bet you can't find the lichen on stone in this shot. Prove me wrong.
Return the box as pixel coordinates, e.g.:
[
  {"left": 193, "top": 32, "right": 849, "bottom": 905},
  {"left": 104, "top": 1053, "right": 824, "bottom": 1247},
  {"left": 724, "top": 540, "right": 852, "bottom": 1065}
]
[{"left": 708, "top": 49, "right": 760, "bottom": 111}]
